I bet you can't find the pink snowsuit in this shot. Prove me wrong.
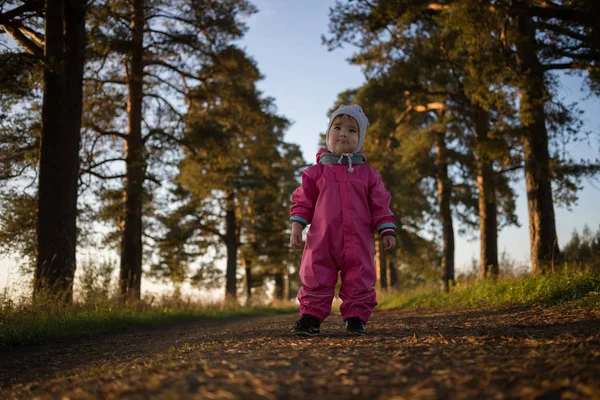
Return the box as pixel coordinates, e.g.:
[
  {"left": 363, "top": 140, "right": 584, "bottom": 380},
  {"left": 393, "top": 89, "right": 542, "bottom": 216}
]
[{"left": 290, "top": 148, "right": 395, "bottom": 323}]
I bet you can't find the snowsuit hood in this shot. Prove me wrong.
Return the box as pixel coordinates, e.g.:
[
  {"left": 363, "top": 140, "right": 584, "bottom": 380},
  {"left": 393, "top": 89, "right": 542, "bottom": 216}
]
[{"left": 325, "top": 104, "right": 370, "bottom": 154}]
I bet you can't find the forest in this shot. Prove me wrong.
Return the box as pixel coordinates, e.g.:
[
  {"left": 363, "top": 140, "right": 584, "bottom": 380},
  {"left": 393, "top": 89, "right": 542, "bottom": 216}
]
[
  {"left": 2, "top": 1, "right": 600, "bottom": 399},
  {"left": 0, "top": 0, "right": 599, "bottom": 306}
]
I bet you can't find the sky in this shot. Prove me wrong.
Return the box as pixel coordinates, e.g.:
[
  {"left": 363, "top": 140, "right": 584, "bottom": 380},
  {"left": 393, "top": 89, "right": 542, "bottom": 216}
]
[{"left": 1, "top": 0, "right": 599, "bottom": 295}]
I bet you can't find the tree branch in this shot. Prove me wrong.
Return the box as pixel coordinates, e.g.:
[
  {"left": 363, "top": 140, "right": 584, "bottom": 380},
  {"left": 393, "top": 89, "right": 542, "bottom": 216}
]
[
  {"left": 0, "top": 22, "right": 43, "bottom": 57},
  {"left": 507, "top": 3, "right": 595, "bottom": 26},
  {"left": 0, "top": 163, "right": 30, "bottom": 181},
  {"left": 543, "top": 62, "right": 595, "bottom": 71},
  {"left": 143, "top": 127, "right": 179, "bottom": 144},
  {"left": 144, "top": 58, "right": 206, "bottom": 81},
  {"left": 146, "top": 72, "right": 188, "bottom": 96},
  {"left": 497, "top": 165, "right": 524, "bottom": 175},
  {"left": 521, "top": 0, "right": 561, "bottom": 8},
  {"left": 394, "top": 105, "right": 413, "bottom": 126},
  {"left": 0, "top": 0, "right": 43, "bottom": 24},
  {"left": 145, "top": 174, "right": 161, "bottom": 185},
  {"left": 536, "top": 21, "right": 591, "bottom": 44},
  {"left": 196, "top": 222, "right": 224, "bottom": 240},
  {"left": 143, "top": 92, "right": 184, "bottom": 120},
  {"left": 146, "top": 12, "right": 196, "bottom": 26},
  {"left": 145, "top": 28, "right": 210, "bottom": 55},
  {"left": 84, "top": 77, "right": 127, "bottom": 85},
  {"left": 413, "top": 102, "right": 447, "bottom": 112},
  {"left": 17, "top": 23, "right": 43, "bottom": 46},
  {"left": 553, "top": 49, "right": 600, "bottom": 62},
  {"left": 88, "top": 124, "right": 128, "bottom": 140},
  {"left": 427, "top": 3, "right": 451, "bottom": 11},
  {"left": 84, "top": 157, "right": 126, "bottom": 172},
  {"left": 80, "top": 169, "right": 125, "bottom": 180}
]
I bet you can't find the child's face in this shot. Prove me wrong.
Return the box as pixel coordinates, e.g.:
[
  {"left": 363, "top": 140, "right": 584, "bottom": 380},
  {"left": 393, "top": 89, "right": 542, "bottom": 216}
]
[{"left": 328, "top": 115, "right": 359, "bottom": 154}]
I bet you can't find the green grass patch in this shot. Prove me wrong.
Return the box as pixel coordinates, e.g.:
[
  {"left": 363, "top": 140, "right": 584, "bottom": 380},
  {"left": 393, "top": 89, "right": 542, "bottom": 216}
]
[
  {"left": 378, "top": 270, "right": 600, "bottom": 311},
  {"left": 0, "top": 300, "right": 297, "bottom": 349}
]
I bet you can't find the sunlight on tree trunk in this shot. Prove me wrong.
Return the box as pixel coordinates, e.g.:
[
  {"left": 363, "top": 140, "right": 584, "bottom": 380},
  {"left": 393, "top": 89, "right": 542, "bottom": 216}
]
[
  {"left": 119, "top": 0, "right": 145, "bottom": 301},
  {"left": 388, "top": 258, "right": 398, "bottom": 288},
  {"left": 225, "top": 192, "right": 238, "bottom": 301},
  {"left": 515, "top": 14, "right": 560, "bottom": 274},
  {"left": 436, "top": 131, "right": 455, "bottom": 291},
  {"left": 243, "top": 258, "right": 252, "bottom": 302},
  {"left": 474, "top": 107, "right": 499, "bottom": 279}
]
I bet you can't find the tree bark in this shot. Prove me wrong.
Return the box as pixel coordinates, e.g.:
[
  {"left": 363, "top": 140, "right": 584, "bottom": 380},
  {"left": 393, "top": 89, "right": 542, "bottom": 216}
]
[
  {"left": 34, "top": 0, "right": 85, "bottom": 303},
  {"left": 224, "top": 192, "right": 238, "bottom": 301},
  {"left": 515, "top": 14, "right": 560, "bottom": 274},
  {"left": 376, "top": 237, "right": 388, "bottom": 290},
  {"left": 388, "top": 258, "right": 398, "bottom": 288},
  {"left": 435, "top": 131, "right": 455, "bottom": 291},
  {"left": 284, "top": 263, "right": 291, "bottom": 301},
  {"left": 474, "top": 107, "right": 499, "bottom": 278},
  {"left": 274, "top": 268, "right": 286, "bottom": 301},
  {"left": 243, "top": 258, "right": 252, "bottom": 301},
  {"left": 119, "top": 0, "right": 145, "bottom": 300}
]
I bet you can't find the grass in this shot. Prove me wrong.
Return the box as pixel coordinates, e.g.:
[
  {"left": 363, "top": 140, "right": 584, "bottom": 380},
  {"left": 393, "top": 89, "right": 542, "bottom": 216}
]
[
  {"left": 0, "top": 297, "right": 297, "bottom": 349},
  {"left": 3, "top": 269, "right": 599, "bottom": 349},
  {"left": 378, "top": 269, "right": 600, "bottom": 311}
]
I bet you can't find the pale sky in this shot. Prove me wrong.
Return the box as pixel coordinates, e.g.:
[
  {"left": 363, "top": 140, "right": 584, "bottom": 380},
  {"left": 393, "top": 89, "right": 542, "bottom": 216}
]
[{"left": 1, "top": 0, "right": 599, "bottom": 295}]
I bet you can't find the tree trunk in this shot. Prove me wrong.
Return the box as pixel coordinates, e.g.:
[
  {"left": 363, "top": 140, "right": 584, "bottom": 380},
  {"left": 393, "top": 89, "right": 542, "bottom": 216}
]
[
  {"left": 224, "top": 192, "right": 238, "bottom": 301},
  {"left": 515, "top": 14, "right": 560, "bottom": 274},
  {"left": 34, "top": 0, "right": 85, "bottom": 303},
  {"left": 119, "top": 0, "right": 145, "bottom": 301},
  {"left": 388, "top": 258, "right": 398, "bottom": 288},
  {"left": 243, "top": 258, "right": 252, "bottom": 301},
  {"left": 474, "top": 107, "right": 499, "bottom": 279},
  {"left": 376, "top": 237, "right": 388, "bottom": 290},
  {"left": 274, "top": 270, "right": 285, "bottom": 301},
  {"left": 435, "top": 131, "right": 455, "bottom": 291},
  {"left": 284, "top": 263, "right": 290, "bottom": 301}
]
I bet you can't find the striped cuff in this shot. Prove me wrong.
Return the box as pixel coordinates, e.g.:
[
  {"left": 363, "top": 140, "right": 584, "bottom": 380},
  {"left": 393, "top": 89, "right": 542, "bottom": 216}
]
[
  {"left": 290, "top": 216, "right": 308, "bottom": 228},
  {"left": 380, "top": 229, "right": 396, "bottom": 238},
  {"left": 377, "top": 222, "right": 396, "bottom": 231},
  {"left": 377, "top": 223, "right": 396, "bottom": 238}
]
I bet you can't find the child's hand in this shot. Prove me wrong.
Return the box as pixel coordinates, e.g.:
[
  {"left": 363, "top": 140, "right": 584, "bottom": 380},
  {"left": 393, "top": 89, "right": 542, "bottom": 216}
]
[
  {"left": 383, "top": 235, "right": 396, "bottom": 251},
  {"left": 290, "top": 222, "right": 304, "bottom": 250}
]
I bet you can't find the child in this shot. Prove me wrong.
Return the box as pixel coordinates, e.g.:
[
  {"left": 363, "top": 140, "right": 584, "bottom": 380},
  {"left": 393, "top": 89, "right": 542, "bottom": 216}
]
[{"left": 289, "top": 104, "right": 396, "bottom": 336}]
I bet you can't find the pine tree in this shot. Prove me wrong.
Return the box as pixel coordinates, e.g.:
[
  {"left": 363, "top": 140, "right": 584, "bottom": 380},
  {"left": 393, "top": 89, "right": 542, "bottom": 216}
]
[
  {"left": 325, "top": 0, "right": 597, "bottom": 278},
  {"left": 1, "top": 0, "right": 86, "bottom": 302},
  {"left": 172, "top": 47, "right": 302, "bottom": 302},
  {"left": 82, "top": 0, "right": 256, "bottom": 301},
  {"left": 325, "top": 2, "right": 513, "bottom": 285}
]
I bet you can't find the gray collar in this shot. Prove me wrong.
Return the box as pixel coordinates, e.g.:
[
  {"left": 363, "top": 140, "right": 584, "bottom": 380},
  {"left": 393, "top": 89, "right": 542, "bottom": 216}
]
[{"left": 319, "top": 152, "right": 366, "bottom": 173}]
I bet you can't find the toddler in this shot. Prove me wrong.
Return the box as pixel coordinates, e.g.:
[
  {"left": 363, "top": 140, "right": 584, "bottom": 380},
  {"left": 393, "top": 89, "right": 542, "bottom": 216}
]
[{"left": 290, "top": 104, "right": 396, "bottom": 336}]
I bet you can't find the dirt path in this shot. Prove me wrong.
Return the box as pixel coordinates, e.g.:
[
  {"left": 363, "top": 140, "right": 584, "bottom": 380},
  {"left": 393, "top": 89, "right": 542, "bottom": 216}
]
[{"left": 2, "top": 304, "right": 600, "bottom": 399}]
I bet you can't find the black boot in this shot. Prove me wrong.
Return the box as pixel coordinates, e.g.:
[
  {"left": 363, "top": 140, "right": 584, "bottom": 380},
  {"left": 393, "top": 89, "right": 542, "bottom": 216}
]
[
  {"left": 291, "top": 314, "right": 321, "bottom": 336},
  {"left": 345, "top": 317, "right": 366, "bottom": 335}
]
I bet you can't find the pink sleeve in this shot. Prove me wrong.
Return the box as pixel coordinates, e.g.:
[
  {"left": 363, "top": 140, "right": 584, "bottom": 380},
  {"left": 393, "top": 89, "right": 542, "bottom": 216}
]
[
  {"left": 290, "top": 168, "right": 318, "bottom": 226},
  {"left": 368, "top": 168, "right": 395, "bottom": 231}
]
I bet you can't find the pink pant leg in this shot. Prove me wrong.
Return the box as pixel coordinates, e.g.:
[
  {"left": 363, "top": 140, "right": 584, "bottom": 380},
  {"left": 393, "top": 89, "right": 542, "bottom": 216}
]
[
  {"left": 297, "top": 263, "right": 338, "bottom": 322},
  {"left": 297, "top": 217, "right": 344, "bottom": 322},
  {"left": 339, "top": 260, "right": 377, "bottom": 323}
]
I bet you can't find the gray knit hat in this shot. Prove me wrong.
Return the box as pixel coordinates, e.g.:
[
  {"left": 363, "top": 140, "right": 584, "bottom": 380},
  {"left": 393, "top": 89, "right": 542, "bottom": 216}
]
[{"left": 325, "top": 104, "right": 370, "bottom": 154}]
